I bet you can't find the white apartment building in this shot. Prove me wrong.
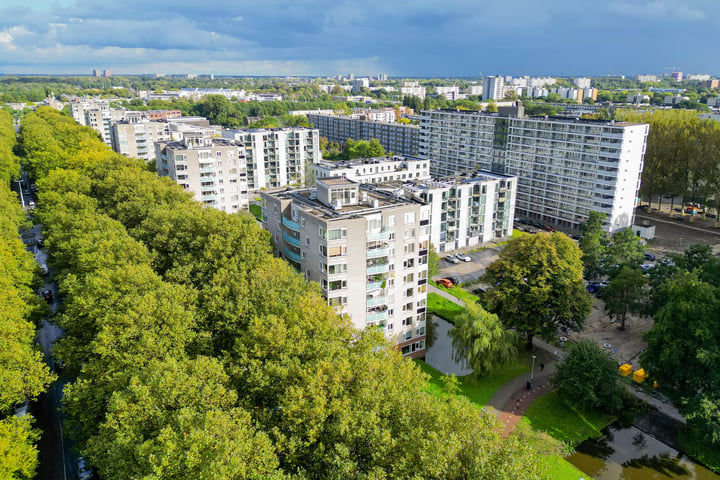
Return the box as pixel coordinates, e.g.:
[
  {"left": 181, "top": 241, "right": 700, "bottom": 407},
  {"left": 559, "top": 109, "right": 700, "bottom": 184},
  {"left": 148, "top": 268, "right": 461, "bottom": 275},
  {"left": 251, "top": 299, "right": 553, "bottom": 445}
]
[
  {"left": 574, "top": 77, "right": 592, "bottom": 89},
  {"left": 420, "top": 109, "right": 649, "bottom": 232},
  {"left": 401, "top": 81, "right": 427, "bottom": 99},
  {"left": 156, "top": 133, "right": 249, "bottom": 213},
  {"left": 483, "top": 76, "right": 505, "bottom": 101},
  {"left": 402, "top": 172, "right": 516, "bottom": 252},
  {"left": 467, "top": 85, "right": 483, "bottom": 96},
  {"left": 436, "top": 86, "right": 460, "bottom": 99},
  {"left": 221, "top": 127, "right": 319, "bottom": 190},
  {"left": 636, "top": 74, "right": 658, "bottom": 83},
  {"left": 260, "top": 178, "right": 430, "bottom": 357},
  {"left": 313, "top": 156, "right": 431, "bottom": 185},
  {"left": 352, "top": 78, "right": 370, "bottom": 93}
]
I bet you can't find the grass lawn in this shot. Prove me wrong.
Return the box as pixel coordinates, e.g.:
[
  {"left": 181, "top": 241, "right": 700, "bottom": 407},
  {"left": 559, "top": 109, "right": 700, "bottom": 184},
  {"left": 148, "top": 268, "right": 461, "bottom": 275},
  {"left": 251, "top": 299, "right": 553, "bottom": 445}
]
[
  {"left": 543, "top": 455, "right": 589, "bottom": 480},
  {"left": 520, "top": 391, "right": 615, "bottom": 447},
  {"left": 678, "top": 427, "right": 720, "bottom": 473},
  {"left": 427, "top": 292, "right": 465, "bottom": 324},
  {"left": 249, "top": 204, "right": 262, "bottom": 221},
  {"left": 430, "top": 281, "right": 480, "bottom": 303},
  {"left": 415, "top": 354, "right": 530, "bottom": 407}
]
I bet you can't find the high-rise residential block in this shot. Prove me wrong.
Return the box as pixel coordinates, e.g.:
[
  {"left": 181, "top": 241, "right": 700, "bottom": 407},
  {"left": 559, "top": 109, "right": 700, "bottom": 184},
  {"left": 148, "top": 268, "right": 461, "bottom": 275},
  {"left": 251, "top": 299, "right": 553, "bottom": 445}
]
[
  {"left": 420, "top": 109, "right": 648, "bottom": 231},
  {"left": 156, "top": 132, "right": 249, "bottom": 213},
  {"left": 402, "top": 172, "right": 517, "bottom": 251},
  {"left": 221, "top": 127, "right": 319, "bottom": 190},
  {"left": 260, "top": 178, "right": 430, "bottom": 357},
  {"left": 308, "top": 113, "right": 421, "bottom": 157},
  {"left": 112, "top": 121, "right": 172, "bottom": 161},
  {"left": 482, "top": 76, "right": 505, "bottom": 101}
]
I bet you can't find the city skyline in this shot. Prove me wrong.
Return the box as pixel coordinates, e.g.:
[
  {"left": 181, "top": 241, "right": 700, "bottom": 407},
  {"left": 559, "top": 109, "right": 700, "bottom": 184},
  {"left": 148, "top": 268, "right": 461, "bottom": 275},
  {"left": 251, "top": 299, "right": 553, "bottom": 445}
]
[{"left": 0, "top": 0, "right": 717, "bottom": 77}]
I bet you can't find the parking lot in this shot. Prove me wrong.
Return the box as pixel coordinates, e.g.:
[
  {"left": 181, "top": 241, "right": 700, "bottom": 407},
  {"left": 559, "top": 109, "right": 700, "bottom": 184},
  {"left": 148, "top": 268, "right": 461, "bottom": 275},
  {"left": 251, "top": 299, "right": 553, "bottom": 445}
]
[{"left": 437, "top": 245, "right": 503, "bottom": 285}]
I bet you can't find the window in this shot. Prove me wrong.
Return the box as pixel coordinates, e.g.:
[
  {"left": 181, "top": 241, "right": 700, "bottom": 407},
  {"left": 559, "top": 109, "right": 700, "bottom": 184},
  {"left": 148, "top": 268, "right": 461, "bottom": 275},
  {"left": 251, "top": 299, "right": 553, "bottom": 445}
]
[
  {"left": 404, "top": 212, "right": 416, "bottom": 224},
  {"left": 402, "top": 317, "right": 413, "bottom": 326},
  {"left": 403, "top": 273, "right": 414, "bottom": 283},
  {"left": 328, "top": 296, "right": 347, "bottom": 306},
  {"left": 405, "top": 287, "right": 413, "bottom": 298},
  {"left": 319, "top": 227, "right": 326, "bottom": 239},
  {"left": 404, "top": 331, "right": 413, "bottom": 340},
  {"left": 305, "top": 236, "right": 310, "bottom": 247},
  {"left": 328, "top": 263, "right": 347, "bottom": 274},
  {"left": 301, "top": 251, "right": 307, "bottom": 259},
  {"left": 328, "top": 228, "right": 347, "bottom": 240},
  {"left": 388, "top": 215, "right": 396, "bottom": 226},
  {"left": 329, "top": 280, "right": 347, "bottom": 291},
  {"left": 320, "top": 261, "right": 327, "bottom": 273},
  {"left": 320, "top": 245, "right": 327, "bottom": 256},
  {"left": 404, "top": 228, "right": 415, "bottom": 240},
  {"left": 328, "top": 246, "right": 347, "bottom": 257},
  {"left": 404, "top": 244, "right": 415, "bottom": 254},
  {"left": 402, "top": 302, "right": 413, "bottom": 311}
]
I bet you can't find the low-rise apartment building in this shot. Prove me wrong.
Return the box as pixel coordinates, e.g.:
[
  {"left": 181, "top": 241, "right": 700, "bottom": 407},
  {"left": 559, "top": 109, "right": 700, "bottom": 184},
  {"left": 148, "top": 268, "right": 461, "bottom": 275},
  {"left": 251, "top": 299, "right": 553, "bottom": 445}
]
[
  {"left": 313, "top": 156, "right": 431, "bottom": 185},
  {"left": 421, "top": 109, "right": 648, "bottom": 231},
  {"left": 155, "top": 133, "right": 249, "bottom": 213},
  {"left": 260, "top": 178, "right": 430, "bottom": 357},
  {"left": 308, "top": 113, "right": 421, "bottom": 157},
  {"left": 112, "top": 121, "right": 172, "bottom": 161}
]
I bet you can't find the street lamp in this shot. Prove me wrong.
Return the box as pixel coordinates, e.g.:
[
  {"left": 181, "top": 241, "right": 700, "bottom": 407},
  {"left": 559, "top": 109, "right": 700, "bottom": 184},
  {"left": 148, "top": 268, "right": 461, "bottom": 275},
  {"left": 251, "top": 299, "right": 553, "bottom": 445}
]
[{"left": 530, "top": 355, "right": 537, "bottom": 381}]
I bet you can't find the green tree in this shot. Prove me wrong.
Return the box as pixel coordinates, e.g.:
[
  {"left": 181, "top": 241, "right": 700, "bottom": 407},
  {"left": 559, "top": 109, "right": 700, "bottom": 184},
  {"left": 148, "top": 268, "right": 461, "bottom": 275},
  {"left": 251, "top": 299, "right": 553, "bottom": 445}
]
[
  {"left": 579, "top": 211, "right": 607, "bottom": 280},
  {"left": 0, "top": 416, "right": 40, "bottom": 480},
  {"left": 602, "top": 266, "right": 648, "bottom": 330},
  {"left": 345, "top": 138, "right": 386, "bottom": 159},
  {"left": 553, "top": 340, "right": 623, "bottom": 413},
  {"left": 603, "top": 228, "right": 645, "bottom": 276},
  {"left": 450, "top": 301, "right": 518, "bottom": 376},
  {"left": 485, "top": 101, "right": 498, "bottom": 113},
  {"left": 485, "top": 232, "right": 592, "bottom": 348},
  {"left": 428, "top": 244, "right": 441, "bottom": 278}
]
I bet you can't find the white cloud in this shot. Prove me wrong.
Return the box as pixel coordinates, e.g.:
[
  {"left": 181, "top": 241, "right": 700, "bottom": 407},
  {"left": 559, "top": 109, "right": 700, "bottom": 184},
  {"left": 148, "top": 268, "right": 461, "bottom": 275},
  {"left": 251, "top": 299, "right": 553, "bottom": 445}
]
[
  {"left": 0, "top": 30, "right": 16, "bottom": 50},
  {"left": 608, "top": 1, "right": 706, "bottom": 21}
]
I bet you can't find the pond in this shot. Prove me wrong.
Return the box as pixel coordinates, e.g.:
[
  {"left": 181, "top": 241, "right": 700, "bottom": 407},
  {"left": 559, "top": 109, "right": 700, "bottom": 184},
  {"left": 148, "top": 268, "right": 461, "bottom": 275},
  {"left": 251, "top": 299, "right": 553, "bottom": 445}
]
[{"left": 567, "top": 424, "right": 719, "bottom": 480}]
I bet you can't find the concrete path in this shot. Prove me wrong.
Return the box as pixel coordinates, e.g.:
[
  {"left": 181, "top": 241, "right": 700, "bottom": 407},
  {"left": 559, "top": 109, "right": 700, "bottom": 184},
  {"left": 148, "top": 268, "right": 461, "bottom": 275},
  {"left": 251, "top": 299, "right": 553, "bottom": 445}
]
[
  {"left": 427, "top": 283, "right": 464, "bottom": 305},
  {"left": 424, "top": 316, "right": 472, "bottom": 376},
  {"left": 625, "top": 384, "right": 686, "bottom": 424}
]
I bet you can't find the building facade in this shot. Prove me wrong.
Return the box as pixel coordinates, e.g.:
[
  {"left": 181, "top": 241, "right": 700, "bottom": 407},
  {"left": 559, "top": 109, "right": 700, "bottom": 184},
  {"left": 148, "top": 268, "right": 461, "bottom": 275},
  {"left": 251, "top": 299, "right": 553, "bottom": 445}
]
[
  {"left": 420, "top": 109, "right": 648, "bottom": 231},
  {"left": 156, "top": 134, "right": 249, "bottom": 213},
  {"left": 260, "top": 178, "right": 429, "bottom": 357},
  {"left": 112, "top": 121, "right": 172, "bottom": 160},
  {"left": 483, "top": 76, "right": 505, "bottom": 101},
  {"left": 402, "top": 172, "right": 517, "bottom": 252},
  {"left": 308, "top": 113, "right": 421, "bottom": 157},
  {"left": 313, "top": 156, "right": 431, "bottom": 185},
  {"left": 221, "top": 127, "right": 320, "bottom": 190}
]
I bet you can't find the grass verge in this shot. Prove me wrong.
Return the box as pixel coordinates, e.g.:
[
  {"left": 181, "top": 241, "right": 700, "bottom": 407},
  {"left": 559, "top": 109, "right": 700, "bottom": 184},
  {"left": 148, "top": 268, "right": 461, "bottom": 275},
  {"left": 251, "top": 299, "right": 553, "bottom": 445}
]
[
  {"left": 430, "top": 281, "right": 480, "bottom": 303},
  {"left": 520, "top": 391, "right": 615, "bottom": 447},
  {"left": 427, "top": 292, "right": 464, "bottom": 324},
  {"left": 678, "top": 427, "right": 720, "bottom": 473},
  {"left": 415, "top": 355, "right": 530, "bottom": 407}
]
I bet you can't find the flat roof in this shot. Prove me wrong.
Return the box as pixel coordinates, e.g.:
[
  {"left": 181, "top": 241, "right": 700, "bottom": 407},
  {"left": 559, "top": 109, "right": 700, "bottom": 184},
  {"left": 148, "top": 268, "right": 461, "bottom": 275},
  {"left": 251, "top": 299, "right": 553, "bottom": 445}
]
[{"left": 317, "top": 176, "right": 358, "bottom": 186}]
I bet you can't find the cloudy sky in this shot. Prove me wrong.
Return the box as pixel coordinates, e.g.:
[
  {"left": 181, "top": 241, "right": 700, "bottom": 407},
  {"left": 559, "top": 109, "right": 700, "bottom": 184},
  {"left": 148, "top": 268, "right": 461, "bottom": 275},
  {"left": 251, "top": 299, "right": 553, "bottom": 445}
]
[{"left": 0, "top": 0, "right": 716, "bottom": 77}]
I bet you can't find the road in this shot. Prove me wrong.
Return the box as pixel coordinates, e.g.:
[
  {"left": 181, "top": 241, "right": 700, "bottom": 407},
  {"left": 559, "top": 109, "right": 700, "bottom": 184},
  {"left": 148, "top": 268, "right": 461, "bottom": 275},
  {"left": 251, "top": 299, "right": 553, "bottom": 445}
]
[{"left": 14, "top": 171, "right": 70, "bottom": 480}]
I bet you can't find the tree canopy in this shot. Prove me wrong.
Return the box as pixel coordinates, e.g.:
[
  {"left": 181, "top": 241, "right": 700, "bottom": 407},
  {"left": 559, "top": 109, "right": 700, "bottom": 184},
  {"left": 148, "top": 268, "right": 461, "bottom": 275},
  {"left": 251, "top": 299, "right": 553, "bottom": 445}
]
[{"left": 484, "top": 232, "right": 592, "bottom": 347}]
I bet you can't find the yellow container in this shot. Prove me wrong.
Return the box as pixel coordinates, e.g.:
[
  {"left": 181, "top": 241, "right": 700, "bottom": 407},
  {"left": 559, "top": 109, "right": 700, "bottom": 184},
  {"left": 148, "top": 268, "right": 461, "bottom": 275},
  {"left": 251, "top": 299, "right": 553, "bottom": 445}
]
[
  {"left": 633, "top": 368, "right": 648, "bottom": 383},
  {"left": 619, "top": 364, "right": 633, "bottom": 377},
  {"left": 653, "top": 381, "right": 659, "bottom": 389}
]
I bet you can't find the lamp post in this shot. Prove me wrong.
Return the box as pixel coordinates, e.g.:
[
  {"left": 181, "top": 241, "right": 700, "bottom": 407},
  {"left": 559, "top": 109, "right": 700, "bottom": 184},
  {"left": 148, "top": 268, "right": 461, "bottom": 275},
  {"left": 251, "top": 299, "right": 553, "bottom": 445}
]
[{"left": 530, "top": 355, "right": 537, "bottom": 381}]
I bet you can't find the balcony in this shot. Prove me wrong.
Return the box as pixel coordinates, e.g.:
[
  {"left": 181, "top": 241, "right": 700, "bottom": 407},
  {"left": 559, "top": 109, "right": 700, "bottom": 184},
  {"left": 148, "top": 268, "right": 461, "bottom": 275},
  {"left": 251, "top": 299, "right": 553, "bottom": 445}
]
[
  {"left": 367, "top": 311, "right": 389, "bottom": 322},
  {"left": 366, "top": 296, "right": 387, "bottom": 307},
  {"left": 282, "top": 216, "right": 300, "bottom": 231},
  {"left": 282, "top": 231, "right": 301, "bottom": 247},
  {"left": 367, "top": 263, "right": 390, "bottom": 275},
  {"left": 366, "top": 230, "right": 390, "bottom": 241},
  {"left": 283, "top": 247, "right": 302, "bottom": 264},
  {"left": 366, "top": 247, "right": 390, "bottom": 258},
  {"left": 366, "top": 281, "right": 384, "bottom": 291}
]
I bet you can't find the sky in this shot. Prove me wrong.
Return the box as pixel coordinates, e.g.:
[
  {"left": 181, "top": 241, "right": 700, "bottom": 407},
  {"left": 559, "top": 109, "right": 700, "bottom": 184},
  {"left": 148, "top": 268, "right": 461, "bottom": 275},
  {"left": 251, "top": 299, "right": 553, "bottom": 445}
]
[{"left": 0, "top": 0, "right": 717, "bottom": 77}]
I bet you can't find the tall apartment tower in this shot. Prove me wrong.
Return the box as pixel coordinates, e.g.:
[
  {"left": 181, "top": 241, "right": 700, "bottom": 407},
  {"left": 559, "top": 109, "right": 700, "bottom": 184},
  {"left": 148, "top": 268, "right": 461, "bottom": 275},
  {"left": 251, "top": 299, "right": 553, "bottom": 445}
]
[
  {"left": 221, "top": 127, "right": 319, "bottom": 190},
  {"left": 482, "top": 76, "right": 505, "bottom": 101},
  {"left": 420, "top": 109, "right": 648, "bottom": 231},
  {"left": 156, "top": 132, "right": 249, "bottom": 213},
  {"left": 260, "top": 178, "right": 430, "bottom": 357}
]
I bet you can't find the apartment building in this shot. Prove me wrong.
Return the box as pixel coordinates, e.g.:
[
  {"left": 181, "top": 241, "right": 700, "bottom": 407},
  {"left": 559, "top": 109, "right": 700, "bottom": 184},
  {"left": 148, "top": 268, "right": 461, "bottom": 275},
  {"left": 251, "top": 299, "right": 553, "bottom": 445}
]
[
  {"left": 260, "top": 178, "right": 430, "bottom": 357},
  {"left": 483, "top": 76, "right": 505, "bottom": 101},
  {"left": 308, "top": 113, "right": 421, "bottom": 157},
  {"left": 221, "top": 127, "right": 319, "bottom": 190},
  {"left": 400, "top": 81, "right": 426, "bottom": 99},
  {"left": 314, "top": 156, "right": 430, "bottom": 185},
  {"left": 155, "top": 132, "right": 249, "bottom": 213},
  {"left": 112, "top": 121, "right": 172, "bottom": 161},
  {"left": 420, "top": 109, "right": 648, "bottom": 231},
  {"left": 402, "top": 172, "right": 517, "bottom": 252}
]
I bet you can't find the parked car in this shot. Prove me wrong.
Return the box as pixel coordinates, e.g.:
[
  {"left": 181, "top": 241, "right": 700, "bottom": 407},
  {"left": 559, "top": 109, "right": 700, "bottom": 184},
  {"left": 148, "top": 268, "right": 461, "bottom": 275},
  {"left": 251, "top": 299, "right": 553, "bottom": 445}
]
[
  {"left": 40, "top": 263, "right": 49, "bottom": 276},
  {"left": 472, "top": 287, "right": 487, "bottom": 295},
  {"left": 14, "top": 401, "right": 29, "bottom": 418},
  {"left": 447, "top": 277, "right": 460, "bottom": 286},
  {"left": 644, "top": 253, "right": 656, "bottom": 261},
  {"left": 641, "top": 264, "right": 655, "bottom": 274},
  {"left": 544, "top": 225, "right": 556, "bottom": 232},
  {"left": 638, "top": 205, "right": 650, "bottom": 213},
  {"left": 444, "top": 254, "right": 460, "bottom": 264},
  {"left": 519, "top": 219, "right": 533, "bottom": 225},
  {"left": 436, "top": 278, "right": 454, "bottom": 288},
  {"left": 75, "top": 457, "right": 95, "bottom": 480},
  {"left": 28, "top": 200, "right": 35, "bottom": 209},
  {"left": 42, "top": 289, "right": 53, "bottom": 303},
  {"left": 456, "top": 253, "right": 471, "bottom": 262},
  {"left": 30, "top": 184, "right": 37, "bottom": 193}
]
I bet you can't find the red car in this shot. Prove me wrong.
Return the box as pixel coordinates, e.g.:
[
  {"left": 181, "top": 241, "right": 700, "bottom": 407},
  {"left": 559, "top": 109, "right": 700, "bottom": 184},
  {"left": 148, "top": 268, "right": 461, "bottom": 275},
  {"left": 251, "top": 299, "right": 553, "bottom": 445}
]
[
  {"left": 436, "top": 278, "right": 455, "bottom": 288},
  {"left": 544, "top": 225, "right": 556, "bottom": 232}
]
